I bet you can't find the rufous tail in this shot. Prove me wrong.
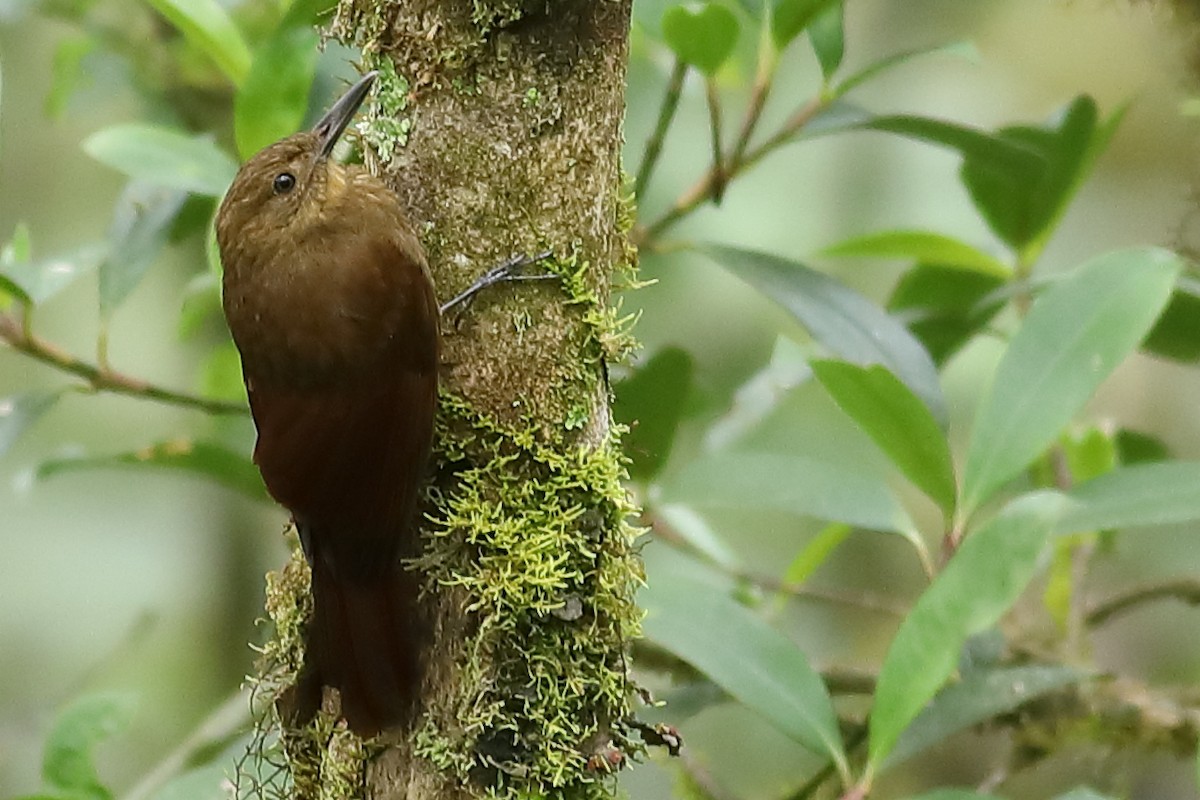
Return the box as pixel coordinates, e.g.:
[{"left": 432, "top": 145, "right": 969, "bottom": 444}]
[{"left": 282, "top": 554, "right": 423, "bottom": 737}]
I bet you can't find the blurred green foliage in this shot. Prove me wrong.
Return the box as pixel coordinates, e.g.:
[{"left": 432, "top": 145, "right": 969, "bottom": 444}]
[{"left": 3, "top": 1, "right": 1200, "bottom": 800}]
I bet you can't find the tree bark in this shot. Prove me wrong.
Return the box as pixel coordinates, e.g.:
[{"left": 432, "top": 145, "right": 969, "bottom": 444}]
[{"left": 265, "top": 3, "right": 641, "bottom": 799}]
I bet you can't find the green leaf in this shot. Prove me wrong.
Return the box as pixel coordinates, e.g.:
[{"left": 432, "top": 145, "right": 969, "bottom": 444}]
[
  {"left": 1057, "top": 461, "right": 1200, "bottom": 535},
  {"left": 613, "top": 346, "right": 695, "bottom": 481},
  {"left": 655, "top": 503, "right": 743, "bottom": 571},
  {"left": 201, "top": 344, "right": 249, "bottom": 404},
  {"left": 1143, "top": 279, "right": 1200, "bottom": 362},
  {"left": 771, "top": 0, "right": 839, "bottom": 50},
  {"left": 961, "top": 96, "right": 1114, "bottom": 254},
  {"left": 1115, "top": 429, "right": 1169, "bottom": 465},
  {"left": 642, "top": 570, "right": 847, "bottom": 772},
  {"left": 99, "top": 182, "right": 189, "bottom": 315},
  {"left": 666, "top": 451, "right": 919, "bottom": 540},
  {"left": 661, "top": 2, "right": 740, "bottom": 76},
  {"left": 1052, "top": 790, "right": 1116, "bottom": 800},
  {"left": 1, "top": 241, "right": 106, "bottom": 305},
  {"left": 233, "top": 0, "right": 329, "bottom": 158},
  {"left": 884, "top": 665, "right": 1084, "bottom": 769},
  {"left": 39, "top": 439, "right": 267, "bottom": 501},
  {"left": 781, "top": 522, "right": 850, "bottom": 586},
  {"left": 833, "top": 40, "right": 979, "bottom": 98},
  {"left": 84, "top": 124, "right": 238, "bottom": 198},
  {"left": 807, "top": 1, "right": 843, "bottom": 79},
  {"left": 43, "top": 692, "right": 137, "bottom": 800},
  {"left": 701, "top": 243, "right": 946, "bottom": 425},
  {"left": 45, "top": 35, "right": 93, "bottom": 119},
  {"left": 140, "top": 0, "right": 251, "bottom": 85},
  {"left": 960, "top": 248, "right": 1181, "bottom": 516},
  {"left": 888, "top": 264, "right": 1006, "bottom": 365},
  {"left": 0, "top": 390, "right": 62, "bottom": 458},
  {"left": 867, "top": 491, "right": 1067, "bottom": 770},
  {"left": 0, "top": 221, "right": 33, "bottom": 306},
  {"left": 856, "top": 113, "right": 1046, "bottom": 180},
  {"left": 811, "top": 360, "right": 956, "bottom": 516},
  {"left": 823, "top": 229, "right": 1010, "bottom": 278},
  {"left": 704, "top": 335, "right": 810, "bottom": 449},
  {"left": 178, "top": 270, "right": 222, "bottom": 340}
]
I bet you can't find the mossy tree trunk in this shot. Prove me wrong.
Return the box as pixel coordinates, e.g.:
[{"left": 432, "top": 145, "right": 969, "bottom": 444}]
[{"left": 275, "top": 2, "right": 639, "bottom": 799}]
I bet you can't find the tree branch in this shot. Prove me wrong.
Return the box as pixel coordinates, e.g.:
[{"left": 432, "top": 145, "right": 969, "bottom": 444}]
[{"left": 0, "top": 314, "right": 248, "bottom": 415}]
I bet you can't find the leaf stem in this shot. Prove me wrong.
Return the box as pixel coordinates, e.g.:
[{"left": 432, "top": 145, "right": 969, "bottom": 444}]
[
  {"left": 0, "top": 313, "right": 248, "bottom": 416},
  {"left": 633, "top": 57, "right": 688, "bottom": 200},
  {"left": 704, "top": 76, "right": 727, "bottom": 203}
]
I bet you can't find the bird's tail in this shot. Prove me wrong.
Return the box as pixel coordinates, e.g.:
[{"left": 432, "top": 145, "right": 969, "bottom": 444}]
[{"left": 281, "top": 554, "right": 425, "bottom": 737}]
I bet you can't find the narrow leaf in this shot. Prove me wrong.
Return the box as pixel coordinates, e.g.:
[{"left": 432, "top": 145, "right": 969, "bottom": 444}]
[
  {"left": 84, "top": 124, "right": 237, "bottom": 198},
  {"left": 0, "top": 390, "right": 62, "bottom": 458},
  {"left": 823, "top": 229, "right": 1010, "bottom": 278},
  {"left": 834, "top": 40, "right": 979, "bottom": 98},
  {"left": 771, "top": 0, "right": 840, "bottom": 50},
  {"left": 642, "top": 570, "right": 847, "bottom": 771},
  {"left": 140, "top": 0, "right": 251, "bottom": 85},
  {"left": 1058, "top": 461, "right": 1200, "bottom": 535},
  {"left": 1144, "top": 280, "right": 1200, "bottom": 363},
  {"left": 868, "top": 491, "right": 1067, "bottom": 769},
  {"left": 888, "top": 264, "right": 1006, "bottom": 365},
  {"left": 99, "top": 182, "right": 189, "bottom": 314},
  {"left": 45, "top": 35, "right": 93, "bottom": 119},
  {"left": 856, "top": 114, "right": 1045, "bottom": 179},
  {"left": 43, "top": 692, "right": 137, "bottom": 798},
  {"left": 667, "top": 451, "right": 919, "bottom": 540},
  {"left": 661, "top": 2, "right": 740, "bottom": 76},
  {"left": 701, "top": 243, "right": 946, "bottom": 425},
  {"left": 1053, "top": 790, "right": 1116, "bottom": 800},
  {"left": 811, "top": 360, "right": 956, "bottom": 516},
  {"left": 807, "top": 1, "right": 844, "bottom": 79},
  {"left": 613, "top": 346, "right": 695, "bottom": 481},
  {"left": 233, "top": 2, "right": 324, "bottom": 158},
  {"left": 2, "top": 242, "right": 105, "bottom": 305},
  {"left": 704, "top": 335, "right": 811, "bottom": 450},
  {"left": 782, "top": 522, "right": 850, "bottom": 586},
  {"left": 885, "top": 665, "right": 1084, "bottom": 769},
  {"left": 961, "top": 248, "right": 1181, "bottom": 515},
  {"left": 961, "top": 96, "right": 1103, "bottom": 253},
  {"left": 39, "top": 439, "right": 267, "bottom": 501}
]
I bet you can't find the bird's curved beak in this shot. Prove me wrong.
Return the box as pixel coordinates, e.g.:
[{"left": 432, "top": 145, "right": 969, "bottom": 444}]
[{"left": 313, "top": 70, "right": 378, "bottom": 159}]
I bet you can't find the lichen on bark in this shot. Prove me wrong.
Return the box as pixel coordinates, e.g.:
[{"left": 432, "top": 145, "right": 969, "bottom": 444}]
[{"left": 249, "top": 2, "right": 644, "bottom": 799}]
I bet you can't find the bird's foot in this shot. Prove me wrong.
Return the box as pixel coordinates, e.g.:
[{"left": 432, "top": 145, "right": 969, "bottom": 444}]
[{"left": 438, "top": 250, "right": 556, "bottom": 318}]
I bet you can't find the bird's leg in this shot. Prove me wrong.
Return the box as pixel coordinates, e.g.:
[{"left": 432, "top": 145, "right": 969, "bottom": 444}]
[{"left": 438, "top": 250, "right": 556, "bottom": 318}]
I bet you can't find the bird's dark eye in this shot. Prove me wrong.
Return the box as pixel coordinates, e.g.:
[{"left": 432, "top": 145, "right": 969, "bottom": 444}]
[{"left": 273, "top": 172, "right": 296, "bottom": 194}]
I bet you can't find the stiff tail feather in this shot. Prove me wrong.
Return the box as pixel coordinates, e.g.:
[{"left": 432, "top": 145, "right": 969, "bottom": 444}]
[{"left": 282, "top": 553, "right": 424, "bottom": 737}]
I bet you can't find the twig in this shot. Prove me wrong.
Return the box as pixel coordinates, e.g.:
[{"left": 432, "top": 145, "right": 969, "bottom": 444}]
[
  {"left": 1085, "top": 578, "right": 1200, "bottom": 627},
  {"left": 634, "top": 95, "right": 827, "bottom": 246},
  {"left": 727, "top": 27, "right": 776, "bottom": 171},
  {"left": 634, "top": 58, "right": 688, "bottom": 200},
  {"left": 647, "top": 509, "right": 906, "bottom": 618},
  {"left": 0, "top": 314, "right": 248, "bottom": 416}
]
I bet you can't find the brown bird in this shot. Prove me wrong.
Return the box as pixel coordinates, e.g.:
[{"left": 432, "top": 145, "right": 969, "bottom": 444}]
[{"left": 216, "top": 71, "right": 438, "bottom": 736}]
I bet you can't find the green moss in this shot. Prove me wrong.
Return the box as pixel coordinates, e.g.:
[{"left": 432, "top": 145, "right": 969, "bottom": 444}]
[
  {"left": 413, "top": 392, "right": 645, "bottom": 798},
  {"left": 357, "top": 55, "right": 412, "bottom": 163}
]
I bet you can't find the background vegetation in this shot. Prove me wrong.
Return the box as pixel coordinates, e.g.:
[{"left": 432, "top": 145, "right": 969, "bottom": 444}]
[{"left": 2, "top": 1, "right": 1200, "bottom": 799}]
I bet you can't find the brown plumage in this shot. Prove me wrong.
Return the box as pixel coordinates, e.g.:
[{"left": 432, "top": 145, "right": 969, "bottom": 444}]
[{"left": 216, "top": 72, "right": 438, "bottom": 736}]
